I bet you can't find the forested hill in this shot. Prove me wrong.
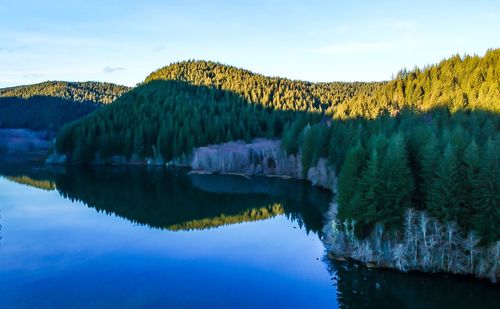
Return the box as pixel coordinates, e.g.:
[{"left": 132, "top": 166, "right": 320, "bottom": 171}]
[
  {"left": 0, "top": 81, "right": 130, "bottom": 104},
  {"left": 145, "top": 60, "right": 382, "bottom": 112},
  {"left": 56, "top": 80, "right": 309, "bottom": 162},
  {"left": 56, "top": 50, "right": 500, "bottom": 164},
  {"left": 0, "top": 81, "right": 130, "bottom": 132},
  {"left": 55, "top": 49, "right": 499, "bottom": 249},
  {"left": 333, "top": 48, "right": 500, "bottom": 119}
]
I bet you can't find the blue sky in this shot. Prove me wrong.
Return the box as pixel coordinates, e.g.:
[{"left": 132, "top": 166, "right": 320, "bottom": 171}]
[{"left": 1, "top": 0, "right": 499, "bottom": 87}]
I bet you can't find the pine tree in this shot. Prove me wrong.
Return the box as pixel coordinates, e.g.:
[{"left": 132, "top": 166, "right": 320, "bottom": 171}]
[
  {"left": 337, "top": 142, "right": 367, "bottom": 222},
  {"left": 428, "top": 143, "right": 462, "bottom": 222},
  {"left": 133, "top": 128, "right": 144, "bottom": 157},
  {"left": 419, "top": 132, "right": 439, "bottom": 209},
  {"left": 472, "top": 138, "right": 499, "bottom": 242},
  {"left": 380, "top": 133, "right": 414, "bottom": 229},
  {"left": 462, "top": 139, "right": 480, "bottom": 228},
  {"left": 357, "top": 149, "right": 382, "bottom": 227},
  {"left": 300, "top": 125, "right": 316, "bottom": 176}
]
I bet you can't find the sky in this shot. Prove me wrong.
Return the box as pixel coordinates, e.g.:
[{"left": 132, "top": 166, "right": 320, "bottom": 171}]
[{"left": 1, "top": 0, "right": 499, "bottom": 87}]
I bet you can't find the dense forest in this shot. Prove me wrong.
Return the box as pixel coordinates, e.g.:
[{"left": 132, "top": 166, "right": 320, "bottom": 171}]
[
  {"left": 333, "top": 48, "right": 500, "bottom": 118},
  {"left": 54, "top": 50, "right": 499, "bottom": 247},
  {"left": 285, "top": 109, "right": 499, "bottom": 243},
  {"left": 145, "top": 60, "right": 382, "bottom": 112},
  {"left": 55, "top": 80, "right": 311, "bottom": 162},
  {"left": 0, "top": 81, "right": 129, "bottom": 132},
  {"left": 0, "top": 96, "right": 98, "bottom": 131},
  {"left": 0, "top": 81, "right": 130, "bottom": 104}
]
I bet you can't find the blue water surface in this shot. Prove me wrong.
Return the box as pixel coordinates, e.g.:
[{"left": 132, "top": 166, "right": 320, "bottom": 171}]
[{"left": 0, "top": 164, "right": 498, "bottom": 308}]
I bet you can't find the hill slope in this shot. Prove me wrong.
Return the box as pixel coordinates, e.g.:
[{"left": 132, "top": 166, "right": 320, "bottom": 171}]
[
  {"left": 0, "top": 81, "right": 130, "bottom": 104},
  {"left": 55, "top": 80, "right": 307, "bottom": 162},
  {"left": 54, "top": 50, "right": 500, "bottom": 249},
  {"left": 145, "top": 60, "right": 382, "bottom": 112},
  {"left": 334, "top": 48, "right": 500, "bottom": 118},
  {"left": 0, "top": 81, "right": 130, "bottom": 132}
]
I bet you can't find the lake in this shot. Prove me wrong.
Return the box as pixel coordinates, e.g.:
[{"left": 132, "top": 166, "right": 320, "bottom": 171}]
[{"left": 0, "top": 161, "right": 498, "bottom": 308}]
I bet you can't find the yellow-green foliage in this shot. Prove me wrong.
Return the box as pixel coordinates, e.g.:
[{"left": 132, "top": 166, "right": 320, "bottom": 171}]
[
  {"left": 0, "top": 81, "right": 130, "bottom": 104},
  {"left": 5, "top": 175, "right": 56, "bottom": 191},
  {"left": 145, "top": 60, "right": 381, "bottom": 113},
  {"left": 167, "top": 203, "right": 284, "bottom": 231},
  {"left": 334, "top": 48, "right": 500, "bottom": 119}
]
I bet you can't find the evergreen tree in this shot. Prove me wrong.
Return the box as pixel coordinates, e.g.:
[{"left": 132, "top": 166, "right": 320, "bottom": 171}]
[
  {"left": 337, "top": 142, "right": 367, "bottom": 223},
  {"left": 472, "top": 138, "right": 499, "bottom": 242},
  {"left": 357, "top": 149, "right": 382, "bottom": 227},
  {"left": 379, "top": 133, "right": 415, "bottom": 229},
  {"left": 428, "top": 143, "right": 462, "bottom": 222}
]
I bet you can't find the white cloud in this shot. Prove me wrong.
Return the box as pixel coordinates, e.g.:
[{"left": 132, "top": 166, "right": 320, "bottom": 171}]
[{"left": 102, "top": 66, "right": 125, "bottom": 73}]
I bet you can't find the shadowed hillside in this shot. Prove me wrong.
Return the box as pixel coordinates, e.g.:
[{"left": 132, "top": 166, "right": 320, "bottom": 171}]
[
  {"left": 55, "top": 80, "right": 312, "bottom": 163},
  {"left": 0, "top": 81, "right": 130, "bottom": 133},
  {"left": 145, "top": 60, "right": 382, "bottom": 112},
  {"left": 54, "top": 50, "right": 499, "bottom": 246},
  {"left": 0, "top": 81, "right": 130, "bottom": 104},
  {"left": 0, "top": 96, "right": 98, "bottom": 131}
]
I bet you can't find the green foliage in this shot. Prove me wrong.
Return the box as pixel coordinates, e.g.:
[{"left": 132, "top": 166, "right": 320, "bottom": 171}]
[
  {"left": 334, "top": 49, "right": 500, "bottom": 119},
  {"left": 379, "top": 133, "right": 414, "bottom": 228},
  {"left": 289, "top": 108, "right": 498, "bottom": 241},
  {"left": 55, "top": 80, "right": 302, "bottom": 162},
  {"left": 145, "top": 60, "right": 381, "bottom": 114},
  {"left": 0, "top": 96, "right": 97, "bottom": 131},
  {"left": 0, "top": 81, "right": 129, "bottom": 132},
  {"left": 337, "top": 142, "right": 366, "bottom": 223},
  {"left": 0, "top": 81, "right": 129, "bottom": 104},
  {"left": 53, "top": 50, "right": 500, "bottom": 243},
  {"left": 471, "top": 137, "right": 500, "bottom": 243},
  {"left": 357, "top": 149, "right": 382, "bottom": 226}
]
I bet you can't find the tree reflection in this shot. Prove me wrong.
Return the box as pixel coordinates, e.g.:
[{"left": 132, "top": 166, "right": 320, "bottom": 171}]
[
  {"left": 35, "top": 165, "right": 332, "bottom": 233},
  {"left": 325, "top": 257, "right": 500, "bottom": 308}
]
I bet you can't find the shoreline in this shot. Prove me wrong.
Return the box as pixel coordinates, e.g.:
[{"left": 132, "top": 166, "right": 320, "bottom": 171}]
[{"left": 45, "top": 139, "right": 498, "bottom": 283}]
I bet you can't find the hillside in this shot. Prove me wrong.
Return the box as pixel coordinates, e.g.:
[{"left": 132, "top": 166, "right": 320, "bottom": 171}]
[
  {"left": 55, "top": 51, "right": 499, "bottom": 242},
  {"left": 333, "top": 48, "right": 500, "bottom": 119},
  {"left": 0, "top": 81, "right": 130, "bottom": 132},
  {"left": 0, "top": 96, "right": 98, "bottom": 131},
  {"left": 0, "top": 81, "right": 130, "bottom": 104},
  {"left": 55, "top": 80, "right": 308, "bottom": 163},
  {"left": 145, "top": 60, "right": 382, "bottom": 112}
]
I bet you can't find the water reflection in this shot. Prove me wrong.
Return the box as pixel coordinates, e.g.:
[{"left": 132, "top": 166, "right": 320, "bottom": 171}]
[
  {"left": 1, "top": 161, "right": 498, "bottom": 308},
  {"left": 0, "top": 162, "right": 331, "bottom": 233},
  {"left": 325, "top": 258, "right": 500, "bottom": 308},
  {"left": 0, "top": 161, "right": 57, "bottom": 190}
]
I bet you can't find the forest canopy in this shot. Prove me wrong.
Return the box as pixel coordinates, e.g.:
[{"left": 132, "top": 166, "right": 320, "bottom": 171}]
[
  {"left": 0, "top": 81, "right": 130, "bottom": 104},
  {"left": 0, "top": 81, "right": 129, "bottom": 132},
  {"left": 54, "top": 49, "right": 500, "bottom": 243},
  {"left": 145, "top": 60, "right": 382, "bottom": 113},
  {"left": 333, "top": 48, "right": 500, "bottom": 118}
]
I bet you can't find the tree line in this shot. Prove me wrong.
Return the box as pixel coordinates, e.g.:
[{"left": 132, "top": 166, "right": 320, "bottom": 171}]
[
  {"left": 283, "top": 108, "right": 499, "bottom": 243},
  {"left": 0, "top": 81, "right": 129, "bottom": 132},
  {"left": 145, "top": 60, "right": 382, "bottom": 112},
  {"left": 0, "top": 96, "right": 98, "bottom": 132},
  {"left": 55, "top": 49, "right": 499, "bottom": 244},
  {"left": 56, "top": 80, "right": 310, "bottom": 162},
  {"left": 0, "top": 81, "right": 130, "bottom": 104},
  {"left": 332, "top": 48, "right": 500, "bottom": 118}
]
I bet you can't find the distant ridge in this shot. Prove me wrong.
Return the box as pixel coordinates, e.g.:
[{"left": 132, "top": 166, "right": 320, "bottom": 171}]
[
  {"left": 0, "top": 81, "right": 130, "bottom": 132},
  {"left": 0, "top": 81, "right": 130, "bottom": 105},
  {"left": 145, "top": 60, "right": 381, "bottom": 112}
]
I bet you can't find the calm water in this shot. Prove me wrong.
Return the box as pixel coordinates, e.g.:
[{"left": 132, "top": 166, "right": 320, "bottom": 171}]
[{"left": 0, "top": 162, "right": 498, "bottom": 308}]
